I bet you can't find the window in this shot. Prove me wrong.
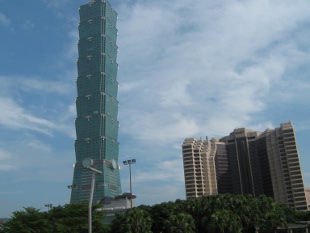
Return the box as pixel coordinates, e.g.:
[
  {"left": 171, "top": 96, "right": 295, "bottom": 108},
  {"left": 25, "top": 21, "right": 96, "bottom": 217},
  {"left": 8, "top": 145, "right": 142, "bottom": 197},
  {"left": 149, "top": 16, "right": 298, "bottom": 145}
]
[
  {"left": 82, "top": 184, "right": 91, "bottom": 190},
  {"left": 109, "top": 184, "right": 117, "bottom": 191}
]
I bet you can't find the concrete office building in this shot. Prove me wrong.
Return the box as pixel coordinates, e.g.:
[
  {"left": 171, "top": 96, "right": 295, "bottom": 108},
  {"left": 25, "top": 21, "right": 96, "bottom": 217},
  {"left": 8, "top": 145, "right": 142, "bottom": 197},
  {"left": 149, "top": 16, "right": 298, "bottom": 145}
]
[
  {"left": 70, "top": 0, "right": 122, "bottom": 204},
  {"left": 182, "top": 122, "right": 308, "bottom": 211}
]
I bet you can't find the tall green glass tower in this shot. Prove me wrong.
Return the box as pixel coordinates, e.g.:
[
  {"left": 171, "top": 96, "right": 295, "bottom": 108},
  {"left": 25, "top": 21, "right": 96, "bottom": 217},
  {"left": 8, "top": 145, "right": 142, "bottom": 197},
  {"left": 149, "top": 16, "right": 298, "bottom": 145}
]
[{"left": 70, "top": 0, "right": 121, "bottom": 204}]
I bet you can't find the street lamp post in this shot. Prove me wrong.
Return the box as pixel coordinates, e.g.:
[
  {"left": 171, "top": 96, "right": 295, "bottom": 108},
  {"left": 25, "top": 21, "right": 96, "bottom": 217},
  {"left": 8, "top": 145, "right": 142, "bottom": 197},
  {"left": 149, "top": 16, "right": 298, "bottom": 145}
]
[
  {"left": 45, "top": 204, "right": 53, "bottom": 211},
  {"left": 82, "top": 158, "right": 102, "bottom": 233},
  {"left": 123, "top": 159, "right": 136, "bottom": 208},
  {"left": 67, "top": 184, "right": 77, "bottom": 189}
]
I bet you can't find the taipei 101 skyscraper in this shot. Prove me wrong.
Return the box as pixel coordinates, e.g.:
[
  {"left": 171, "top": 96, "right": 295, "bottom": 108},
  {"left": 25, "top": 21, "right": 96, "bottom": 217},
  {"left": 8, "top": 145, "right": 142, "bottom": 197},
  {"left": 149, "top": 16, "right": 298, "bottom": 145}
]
[{"left": 70, "top": 0, "right": 122, "bottom": 204}]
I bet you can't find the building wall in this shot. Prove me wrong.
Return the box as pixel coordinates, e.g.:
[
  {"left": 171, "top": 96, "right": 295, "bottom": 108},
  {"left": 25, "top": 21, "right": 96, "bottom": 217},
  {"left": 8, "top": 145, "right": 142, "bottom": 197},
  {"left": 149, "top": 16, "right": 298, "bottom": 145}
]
[
  {"left": 203, "top": 139, "right": 218, "bottom": 195},
  {"left": 70, "top": 0, "right": 122, "bottom": 204},
  {"left": 255, "top": 136, "right": 273, "bottom": 197},
  {"left": 215, "top": 142, "right": 232, "bottom": 194},
  {"left": 182, "top": 138, "right": 206, "bottom": 198},
  {"left": 278, "top": 122, "right": 307, "bottom": 210},
  {"left": 182, "top": 137, "right": 220, "bottom": 198},
  {"left": 220, "top": 128, "right": 261, "bottom": 196},
  {"left": 305, "top": 188, "right": 310, "bottom": 209}
]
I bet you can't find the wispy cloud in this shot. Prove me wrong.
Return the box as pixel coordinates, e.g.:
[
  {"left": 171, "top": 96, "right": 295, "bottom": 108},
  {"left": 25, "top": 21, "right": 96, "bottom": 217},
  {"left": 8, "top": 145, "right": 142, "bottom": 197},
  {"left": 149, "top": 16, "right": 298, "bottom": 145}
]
[
  {"left": 21, "top": 20, "right": 35, "bottom": 31},
  {"left": 0, "top": 149, "right": 15, "bottom": 171},
  {"left": 117, "top": 0, "right": 310, "bottom": 145},
  {"left": 43, "top": 0, "right": 70, "bottom": 8},
  {"left": 115, "top": 0, "right": 310, "bottom": 204},
  {"left": 0, "top": 97, "right": 56, "bottom": 136},
  {"left": 121, "top": 157, "right": 186, "bottom": 205},
  {"left": 134, "top": 159, "right": 184, "bottom": 183},
  {"left": 0, "top": 13, "right": 11, "bottom": 27},
  {"left": 0, "top": 75, "right": 73, "bottom": 96}
]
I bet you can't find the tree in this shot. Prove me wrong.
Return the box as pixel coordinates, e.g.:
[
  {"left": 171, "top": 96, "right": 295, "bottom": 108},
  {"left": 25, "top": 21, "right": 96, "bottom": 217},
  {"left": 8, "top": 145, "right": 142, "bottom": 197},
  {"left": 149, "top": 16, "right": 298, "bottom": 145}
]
[
  {"left": 149, "top": 201, "right": 182, "bottom": 233},
  {"left": 254, "top": 195, "right": 289, "bottom": 232},
  {"left": 163, "top": 213, "right": 196, "bottom": 233},
  {"left": 0, "top": 202, "right": 107, "bottom": 233},
  {"left": 49, "top": 202, "right": 107, "bottom": 233},
  {"left": 110, "top": 208, "right": 152, "bottom": 233},
  {"left": 0, "top": 207, "right": 49, "bottom": 233}
]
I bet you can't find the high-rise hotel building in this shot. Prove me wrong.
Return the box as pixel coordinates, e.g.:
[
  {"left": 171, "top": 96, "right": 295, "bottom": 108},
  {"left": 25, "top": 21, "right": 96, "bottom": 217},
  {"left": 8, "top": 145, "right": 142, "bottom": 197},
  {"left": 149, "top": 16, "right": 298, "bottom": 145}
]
[
  {"left": 70, "top": 0, "right": 122, "bottom": 204},
  {"left": 182, "top": 122, "right": 308, "bottom": 211}
]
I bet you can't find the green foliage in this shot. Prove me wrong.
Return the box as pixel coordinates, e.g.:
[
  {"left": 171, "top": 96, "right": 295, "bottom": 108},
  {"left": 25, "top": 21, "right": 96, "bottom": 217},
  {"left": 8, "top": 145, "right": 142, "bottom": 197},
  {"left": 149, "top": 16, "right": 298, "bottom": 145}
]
[
  {"left": 110, "top": 194, "right": 299, "bottom": 233},
  {"left": 0, "top": 202, "right": 107, "bottom": 233},
  {"left": 49, "top": 202, "right": 107, "bottom": 233},
  {"left": 163, "top": 212, "right": 196, "bottom": 233},
  {"left": 0, "top": 195, "right": 302, "bottom": 233},
  {"left": 109, "top": 208, "right": 152, "bottom": 233},
  {"left": 150, "top": 201, "right": 183, "bottom": 233},
  {"left": 295, "top": 210, "right": 310, "bottom": 221},
  {"left": 0, "top": 207, "right": 49, "bottom": 233}
]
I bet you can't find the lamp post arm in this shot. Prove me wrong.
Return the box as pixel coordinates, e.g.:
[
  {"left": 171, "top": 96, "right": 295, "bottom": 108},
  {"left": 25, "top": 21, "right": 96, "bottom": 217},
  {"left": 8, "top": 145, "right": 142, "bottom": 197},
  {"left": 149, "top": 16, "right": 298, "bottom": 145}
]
[
  {"left": 87, "top": 166, "right": 102, "bottom": 174},
  {"left": 89, "top": 172, "right": 95, "bottom": 233},
  {"left": 129, "top": 163, "right": 133, "bottom": 208}
]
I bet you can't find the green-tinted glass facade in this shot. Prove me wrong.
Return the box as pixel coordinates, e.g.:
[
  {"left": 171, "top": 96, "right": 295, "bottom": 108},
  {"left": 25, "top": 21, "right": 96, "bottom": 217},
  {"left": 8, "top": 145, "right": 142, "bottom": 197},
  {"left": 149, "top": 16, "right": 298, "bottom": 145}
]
[{"left": 70, "top": 0, "right": 121, "bottom": 204}]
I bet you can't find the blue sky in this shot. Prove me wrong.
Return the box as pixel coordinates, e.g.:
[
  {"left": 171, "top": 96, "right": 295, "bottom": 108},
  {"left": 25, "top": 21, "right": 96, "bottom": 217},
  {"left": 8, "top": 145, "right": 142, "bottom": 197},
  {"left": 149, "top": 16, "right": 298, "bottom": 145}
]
[{"left": 1, "top": 0, "right": 310, "bottom": 217}]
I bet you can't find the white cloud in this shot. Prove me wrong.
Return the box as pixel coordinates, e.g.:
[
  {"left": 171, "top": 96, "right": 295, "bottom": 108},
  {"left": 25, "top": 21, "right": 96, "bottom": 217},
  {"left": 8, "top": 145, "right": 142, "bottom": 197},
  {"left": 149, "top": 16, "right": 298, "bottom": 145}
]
[
  {"left": 0, "top": 75, "right": 73, "bottom": 96},
  {"left": 136, "top": 185, "right": 185, "bottom": 206},
  {"left": 0, "top": 94, "right": 76, "bottom": 138},
  {"left": 0, "top": 13, "right": 11, "bottom": 27},
  {"left": 23, "top": 139, "right": 52, "bottom": 153},
  {"left": 43, "top": 0, "right": 70, "bottom": 8},
  {"left": 0, "top": 135, "right": 73, "bottom": 183},
  {"left": 0, "top": 74, "right": 76, "bottom": 138},
  {"left": 0, "top": 149, "right": 15, "bottom": 171},
  {"left": 21, "top": 20, "right": 35, "bottom": 31},
  {"left": 122, "top": 158, "right": 186, "bottom": 205},
  {"left": 120, "top": 110, "right": 201, "bottom": 143},
  {"left": 134, "top": 159, "right": 184, "bottom": 183},
  {"left": 117, "top": 0, "right": 310, "bottom": 145},
  {"left": 0, "top": 97, "right": 55, "bottom": 136}
]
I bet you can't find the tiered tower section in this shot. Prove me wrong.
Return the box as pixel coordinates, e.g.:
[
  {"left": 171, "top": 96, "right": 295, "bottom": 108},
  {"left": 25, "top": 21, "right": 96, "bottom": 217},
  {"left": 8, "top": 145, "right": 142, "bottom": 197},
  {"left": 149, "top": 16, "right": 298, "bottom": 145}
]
[{"left": 70, "top": 0, "right": 121, "bottom": 204}]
